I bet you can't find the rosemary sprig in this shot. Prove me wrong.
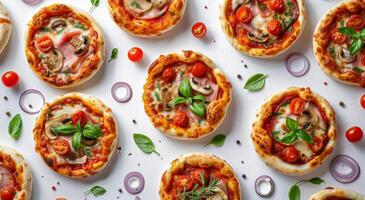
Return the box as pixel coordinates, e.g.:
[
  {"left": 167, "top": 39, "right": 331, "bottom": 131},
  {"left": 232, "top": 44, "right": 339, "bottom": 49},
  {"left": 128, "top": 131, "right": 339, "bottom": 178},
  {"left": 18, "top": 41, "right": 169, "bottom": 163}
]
[{"left": 177, "top": 173, "right": 219, "bottom": 200}]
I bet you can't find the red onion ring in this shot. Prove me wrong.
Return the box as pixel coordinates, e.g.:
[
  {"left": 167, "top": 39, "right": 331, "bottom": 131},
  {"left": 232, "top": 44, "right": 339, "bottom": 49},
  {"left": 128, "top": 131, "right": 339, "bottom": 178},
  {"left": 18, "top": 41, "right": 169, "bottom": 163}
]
[
  {"left": 286, "top": 53, "right": 310, "bottom": 77},
  {"left": 19, "top": 89, "right": 45, "bottom": 114},
  {"left": 255, "top": 175, "right": 275, "bottom": 197},
  {"left": 124, "top": 172, "right": 145, "bottom": 194},
  {"left": 111, "top": 82, "right": 133, "bottom": 103},
  {"left": 330, "top": 155, "right": 360, "bottom": 183},
  {"left": 22, "top": 0, "right": 42, "bottom": 5}
]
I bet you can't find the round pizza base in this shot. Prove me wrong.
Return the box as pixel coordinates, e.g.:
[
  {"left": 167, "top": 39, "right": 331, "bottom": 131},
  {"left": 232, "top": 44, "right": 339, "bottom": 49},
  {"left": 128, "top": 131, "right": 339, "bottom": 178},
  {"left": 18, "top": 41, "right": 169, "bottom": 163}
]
[
  {"left": 0, "top": 2, "right": 11, "bottom": 55},
  {"left": 219, "top": 0, "right": 307, "bottom": 58},
  {"left": 33, "top": 93, "right": 118, "bottom": 179},
  {"left": 159, "top": 153, "right": 241, "bottom": 200},
  {"left": 142, "top": 50, "right": 232, "bottom": 140},
  {"left": 25, "top": 4, "right": 105, "bottom": 88},
  {"left": 251, "top": 87, "right": 337, "bottom": 175},
  {"left": 107, "top": 0, "right": 187, "bottom": 37},
  {"left": 0, "top": 146, "right": 32, "bottom": 200},
  {"left": 309, "top": 188, "right": 365, "bottom": 200}
]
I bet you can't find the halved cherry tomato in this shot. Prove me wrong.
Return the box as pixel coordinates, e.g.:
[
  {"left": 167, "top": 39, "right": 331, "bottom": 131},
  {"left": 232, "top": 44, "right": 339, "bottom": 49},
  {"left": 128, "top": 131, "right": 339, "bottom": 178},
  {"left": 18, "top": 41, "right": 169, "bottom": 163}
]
[
  {"left": 37, "top": 36, "right": 54, "bottom": 53},
  {"left": 360, "top": 53, "right": 365, "bottom": 66},
  {"left": 1, "top": 187, "right": 15, "bottom": 200},
  {"left": 52, "top": 139, "right": 71, "bottom": 155},
  {"left": 191, "top": 62, "right": 207, "bottom": 77},
  {"left": 269, "top": 0, "right": 284, "bottom": 13},
  {"left": 345, "top": 126, "right": 363, "bottom": 143},
  {"left": 308, "top": 137, "right": 323, "bottom": 153},
  {"left": 360, "top": 94, "right": 365, "bottom": 109},
  {"left": 290, "top": 97, "right": 306, "bottom": 115},
  {"left": 282, "top": 146, "right": 299, "bottom": 163},
  {"left": 173, "top": 111, "right": 189, "bottom": 128},
  {"left": 190, "top": 169, "right": 209, "bottom": 186},
  {"left": 346, "top": 14, "right": 364, "bottom": 30},
  {"left": 267, "top": 19, "right": 282, "bottom": 36},
  {"left": 58, "top": 31, "right": 81, "bottom": 46},
  {"left": 128, "top": 47, "right": 144, "bottom": 62},
  {"left": 235, "top": 6, "right": 253, "bottom": 23},
  {"left": 191, "top": 22, "right": 207, "bottom": 38},
  {"left": 161, "top": 67, "right": 176, "bottom": 83},
  {"left": 71, "top": 110, "right": 88, "bottom": 127},
  {"left": 331, "top": 31, "right": 347, "bottom": 44},
  {"left": 176, "top": 175, "right": 193, "bottom": 191},
  {"left": 1, "top": 71, "right": 19, "bottom": 88}
]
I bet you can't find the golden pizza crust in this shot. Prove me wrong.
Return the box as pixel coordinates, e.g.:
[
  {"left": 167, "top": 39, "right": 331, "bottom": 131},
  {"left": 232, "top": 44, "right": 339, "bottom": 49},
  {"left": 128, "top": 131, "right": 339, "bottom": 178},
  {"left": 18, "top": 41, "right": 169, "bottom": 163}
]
[
  {"left": 219, "top": 0, "right": 307, "bottom": 57},
  {"left": 0, "top": 1, "right": 11, "bottom": 55},
  {"left": 313, "top": 0, "right": 365, "bottom": 87},
  {"left": 251, "top": 87, "right": 337, "bottom": 175},
  {"left": 107, "top": 0, "right": 187, "bottom": 37},
  {"left": 309, "top": 188, "right": 365, "bottom": 200},
  {"left": 25, "top": 4, "right": 105, "bottom": 88},
  {"left": 0, "top": 146, "right": 33, "bottom": 200},
  {"left": 142, "top": 50, "right": 232, "bottom": 140},
  {"left": 159, "top": 153, "right": 241, "bottom": 200},
  {"left": 33, "top": 93, "right": 118, "bottom": 178}
]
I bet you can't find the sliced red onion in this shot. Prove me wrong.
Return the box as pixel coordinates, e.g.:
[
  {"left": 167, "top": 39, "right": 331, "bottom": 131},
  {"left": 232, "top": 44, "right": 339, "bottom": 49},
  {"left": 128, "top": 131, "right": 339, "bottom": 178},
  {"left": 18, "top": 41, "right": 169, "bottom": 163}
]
[
  {"left": 255, "top": 175, "right": 275, "bottom": 197},
  {"left": 19, "top": 89, "right": 45, "bottom": 114},
  {"left": 330, "top": 155, "right": 360, "bottom": 183},
  {"left": 111, "top": 82, "right": 133, "bottom": 103},
  {"left": 22, "top": 0, "right": 42, "bottom": 5},
  {"left": 124, "top": 172, "right": 145, "bottom": 194},
  {"left": 286, "top": 53, "right": 310, "bottom": 77}
]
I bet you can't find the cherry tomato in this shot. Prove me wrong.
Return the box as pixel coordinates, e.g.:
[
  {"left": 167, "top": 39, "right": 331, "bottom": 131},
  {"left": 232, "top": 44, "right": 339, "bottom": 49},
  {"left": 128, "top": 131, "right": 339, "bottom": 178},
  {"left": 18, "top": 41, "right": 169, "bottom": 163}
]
[
  {"left": 173, "top": 111, "right": 189, "bottom": 128},
  {"left": 235, "top": 6, "right": 253, "bottom": 23},
  {"left": 290, "top": 97, "right": 306, "bottom": 115},
  {"left": 71, "top": 110, "right": 88, "bottom": 127},
  {"left": 190, "top": 169, "right": 209, "bottom": 186},
  {"left": 191, "top": 62, "right": 207, "bottom": 77},
  {"left": 52, "top": 139, "right": 71, "bottom": 155},
  {"left": 58, "top": 31, "right": 81, "bottom": 46},
  {"left": 360, "top": 94, "right": 365, "bottom": 109},
  {"left": 360, "top": 53, "right": 365, "bottom": 66},
  {"left": 267, "top": 19, "right": 282, "bottom": 36},
  {"left": 308, "top": 137, "right": 323, "bottom": 153},
  {"left": 269, "top": 0, "right": 284, "bottom": 13},
  {"left": 331, "top": 31, "right": 347, "bottom": 44},
  {"left": 346, "top": 15, "right": 364, "bottom": 30},
  {"left": 176, "top": 175, "right": 193, "bottom": 191},
  {"left": 128, "top": 47, "right": 144, "bottom": 62},
  {"left": 345, "top": 126, "right": 363, "bottom": 143},
  {"left": 282, "top": 146, "right": 299, "bottom": 163},
  {"left": 191, "top": 22, "right": 207, "bottom": 38},
  {"left": 36, "top": 36, "right": 54, "bottom": 53},
  {"left": 1, "top": 187, "right": 15, "bottom": 200},
  {"left": 161, "top": 67, "right": 176, "bottom": 83},
  {"left": 1, "top": 71, "right": 19, "bottom": 88}
]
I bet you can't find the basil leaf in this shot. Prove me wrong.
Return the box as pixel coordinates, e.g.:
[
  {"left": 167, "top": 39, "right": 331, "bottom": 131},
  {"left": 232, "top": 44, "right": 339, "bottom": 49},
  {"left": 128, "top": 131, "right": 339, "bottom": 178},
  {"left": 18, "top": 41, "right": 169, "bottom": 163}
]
[
  {"left": 272, "top": 131, "right": 281, "bottom": 141},
  {"left": 108, "top": 48, "right": 118, "bottom": 62},
  {"left": 286, "top": 117, "right": 298, "bottom": 131},
  {"left": 338, "top": 27, "right": 357, "bottom": 36},
  {"left": 51, "top": 125, "right": 77, "bottom": 135},
  {"left": 172, "top": 96, "right": 187, "bottom": 105},
  {"left": 350, "top": 39, "right": 363, "bottom": 55},
  {"left": 360, "top": 28, "right": 365, "bottom": 38},
  {"left": 8, "top": 114, "right": 22, "bottom": 140},
  {"left": 73, "top": 22, "right": 86, "bottom": 30},
  {"left": 288, "top": 184, "right": 300, "bottom": 200},
  {"left": 308, "top": 177, "right": 325, "bottom": 185},
  {"left": 208, "top": 134, "right": 226, "bottom": 147},
  {"left": 154, "top": 91, "right": 161, "bottom": 102},
  {"left": 85, "top": 148, "right": 93, "bottom": 158},
  {"left": 84, "top": 185, "right": 107, "bottom": 197},
  {"left": 179, "top": 78, "right": 193, "bottom": 98},
  {"left": 297, "top": 130, "right": 313, "bottom": 143},
  {"left": 244, "top": 73, "right": 268, "bottom": 91},
  {"left": 353, "top": 66, "right": 364, "bottom": 73},
  {"left": 192, "top": 95, "right": 207, "bottom": 102},
  {"left": 90, "top": 0, "right": 100, "bottom": 6},
  {"left": 189, "top": 102, "right": 206, "bottom": 117},
  {"left": 133, "top": 133, "right": 160, "bottom": 156},
  {"left": 71, "top": 132, "right": 82, "bottom": 151},
  {"left": 281, "top": 131, "right": 297, "bottom": 144},
  {"left": 82, "top": 124, "right": 103, "bottom": 138},
  {"left": 187, "top": 97, "right": 193, "bottom": 104}
]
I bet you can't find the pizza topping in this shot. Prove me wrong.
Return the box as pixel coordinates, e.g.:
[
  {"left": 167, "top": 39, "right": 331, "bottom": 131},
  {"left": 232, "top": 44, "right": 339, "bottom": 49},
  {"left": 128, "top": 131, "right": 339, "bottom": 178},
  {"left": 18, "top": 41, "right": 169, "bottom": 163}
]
[
  {"left": 0, "top": 167, "right": 15, "bottom": 192},
  {"left": 346, "top": 15, "right": 364, "bottom": 30},
  {"left": 247, "top": 31, "right": 270, "bottom": 43},
  {"left": 52, "top": 138, "right": 71, "bottom": 155},
  {"left": 231, "top": 0, "right": 251, "bottom": 11},
  {"left": 282, "top": 146, "right": 299, "bottom": 163},
  {"left": 37, "top": 36, "right": 54, "bottom": 53},
  {"left": 71, "top": 36, "right": 90, "bottom": 57},
  {"left": 267, "top": 19, "right": 282, "bottom": 36},
  {"left": 51, "top": 19, "right": 67, "bottom": 30},
  {"left": 337, "top": 47, "right": 356, "bottom": 64},
  {"left": 44, "top": 49, "right": 64, "bottom": 73},
  {"left": 124, "top": 0, "right": 169, "bottom": 20},
  {"left": 269, "top": 0, "right": 284, "bottom": 13},
  {"left": 58, "top": 31, "right": 81, "bottom": 46},
  {"left": 0, "top": 187, "right": 15, "bottom": 200},
  {"left": 289, "top": 97, "right": 305, "bottom": 115},
  {"left": 236, "top": 6, "right": 253, "bottom": 23},
  {"left": 173, "top": 111, "right": 189, "bottom": 128},
  {"left": 330, "top": 155, "right": 360, "bottom": 183},
  {"left": 71, "top": 110, "right": 88, "bottom": 127},
  {"left": 162, "top": 67, "right": 176, "bottom": 83},
  {"left": 331, "top": 31, "right": 347, "bottom": 44},
  {"left": 190, "top": 77, "right": 213, "bottom": 95}
]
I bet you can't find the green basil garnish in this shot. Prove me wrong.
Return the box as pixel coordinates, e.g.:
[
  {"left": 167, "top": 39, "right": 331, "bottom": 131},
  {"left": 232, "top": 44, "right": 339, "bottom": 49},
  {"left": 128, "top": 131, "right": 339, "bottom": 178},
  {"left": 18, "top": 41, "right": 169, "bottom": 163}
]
[
  {"left": 90, "top": 0, "right": 100, "bottom": 13},
  {"left": 179, "top": 78, "right": 193, "bottom": 98},
  {"left": 288, "top": 177, "right": 325, "bottom": 200},
  {"left": 244, "top": 73, "right": 268, "bottom": 92},
  {"left": 192, "top": 95, "right": 207, "bottom": 102},
  {"left": 207, "top": 134, "right": 227, "bottom": 147},
  {"left": 274, "top": 117, "right": 314, "bottom": 144},
  {"left": 8, "top": 114, "right": 22, "bottom": 140},
  {"left": 189, "top": 102, "right": 206, "bottom": 117},
  {"left": 338, "top": 27, "right": 365, "bottom": 55},
  {"left": 82, "top": 124, "right": 103, "bottom": 138},
  {"left": 51, "top": 124, "right": 78, "bottom": 135},
  {"left": 108, "top": 48, "right": 119, "bottom": 62},
  {"left": 172, "top": 96, "right": 187, "bottom": 105},
  {"left": 286, "top": 117, "right": 298, "bottom": 131},
  {"left": 71, "top": 131, "right": 82, "bottom": 151},
  {"left": 84, "top": 185, "right": 107, "bottom": 197},
  {"left": 133, "top": 133, "right": 160, "bottom": 156}
]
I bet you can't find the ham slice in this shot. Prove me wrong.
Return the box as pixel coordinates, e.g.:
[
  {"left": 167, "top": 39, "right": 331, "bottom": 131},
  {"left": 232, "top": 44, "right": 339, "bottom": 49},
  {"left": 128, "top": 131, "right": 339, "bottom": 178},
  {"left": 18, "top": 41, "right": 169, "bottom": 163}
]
[
  {"left": 0, "top": 165, "right": 15, "bottom": 189},
  {"left": 57, "top": 43, "right": 78, "bottom": 71},
  {"left": 179, "top": 104, "right": 200, "bottom": 124}
]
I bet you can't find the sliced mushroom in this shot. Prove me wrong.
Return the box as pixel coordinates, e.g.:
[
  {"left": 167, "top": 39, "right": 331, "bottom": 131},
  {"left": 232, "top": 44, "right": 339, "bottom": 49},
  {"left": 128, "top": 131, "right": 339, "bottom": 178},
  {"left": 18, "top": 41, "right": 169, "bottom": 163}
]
[
  {"left": 45, "top": 113, "right": 72, "bottom": 139},
  {"left": 71, "top": 36, "right": 90, "bottom": 57},
  {"left": 247, "top": 31, "right": 270, "bottom": 43},
  {"left": 151, "top": 0, "right": 167, "bottom": 8},
  {"left": 124, "top": 0, "right": 153, "bottom": 14},
  {"left": 207, "top": 180, "right": 229, "bottom": 200},
  {"left": 51, "top": 19, "right": 67, "bottom": 30},
  {"left": 190, "top": 77, "right": 213, "bottom": 95},
  {"left": 45, "top": 49, "right": 64, "bottom": 73},
  {"left": 337, "top": 47, "right": 356, "bottom": 64},
  {"left": 297, "top": 108, "right": 319, "bottom": 132},
  {"left": 160, "top": 86, "right": 173, "bottom": 111},
  {"left": 66, "top": 155, "right": 87, "bottom": 165},
  {"left": 81, "top": 137, "right": 98, "bottom": 146},
  {"left": 232, "top": 0, "right": 252, "bottom": 11}
]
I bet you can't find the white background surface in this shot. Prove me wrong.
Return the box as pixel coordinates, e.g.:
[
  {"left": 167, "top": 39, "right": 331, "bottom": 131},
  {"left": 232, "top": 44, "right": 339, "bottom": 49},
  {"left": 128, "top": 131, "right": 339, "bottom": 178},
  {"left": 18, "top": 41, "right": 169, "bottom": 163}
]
[{"left": 0, "top": 0, "right": 364, "bottom": 199}]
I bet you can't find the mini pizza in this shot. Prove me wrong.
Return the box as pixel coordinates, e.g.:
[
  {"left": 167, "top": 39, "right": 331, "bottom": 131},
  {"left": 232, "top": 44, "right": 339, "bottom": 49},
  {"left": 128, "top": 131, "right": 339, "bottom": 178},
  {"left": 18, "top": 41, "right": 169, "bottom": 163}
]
[
  {"left": 160, "top": 153, "right": 241, "bottom": 200},
  {"left": 107, "top": 0, "right": 187, "bottom": 37},
  {"left": 0, "top": 1, "right": 11, "bottom": 55},
  {"left": 251, "top": 87, "right": 337, "bottom": 175},
  {"left": 309, "top": 187, "right": 364, "bottom": 200},
  {"left": 25, "top": 4, "right": 105, "bottom": 88},
  {"left": 0, "top": 146, "right": 32, "bottom": 200},
  {"left": 220, "top": 0, "right": 306, "bottom": 57},
  {"left": 33, "top": 93, "right": 118, "bottom": 178},
  {"left": 143, "top": 51, "right": 232, "bottom": 140},
  {"left": 313, "top": 0, "right": 365, "bottom": 87}
]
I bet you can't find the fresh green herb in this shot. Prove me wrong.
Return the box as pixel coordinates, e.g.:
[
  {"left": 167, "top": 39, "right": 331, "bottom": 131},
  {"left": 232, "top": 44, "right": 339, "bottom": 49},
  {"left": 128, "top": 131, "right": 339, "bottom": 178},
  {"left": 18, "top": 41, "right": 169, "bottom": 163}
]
[
  {"left": 179, "top": 79, "right": 193, "bottom": 98},
  {"left": 85, "top": 148, "right": 93, "bottom": 158},
  {"left": 82, "top": 124, "right": 103, "bottom": 138},
  {"left": 207, "top": 134, "right": 226, "bottom": 147},
  {"left": 339, "top": 20, "right": 345, "bottom": 27},
  {"left": 8, "top": 114, "right": 22, "bottom": 140},
  {"left": 51, "top": 124, "right": 78, "bottom": 135},
  {"left": 172, "top": 97, "right": 187, "bottom": 105},
  {"left": 154, "top": 91, "right": 161, "bottom": 102},
  {"left": 90, "top": 0, "right": 100, "bottom": 13},
  {"left": 353, "top": 66, "right": 364, "bottom": 73},
  {"left": 338, "top": 27, "right": 365, "bottom": 55},
  {"left": 133, "top": 133, "right": 160, "bottom": 156},
  {"left": 258, "top": 3, "right": 267, "bottom": 11},
  {"left": 56, "top": 28, "right": 65, "bottom": 35},
  {"left": 177, "top": 174, "right": 219, "bottom": 199},
  {"left": 41, "top": 27, "right": 52, "bottom": 32},
  {"left": 156, "top": 82, "right": 161, "bottom": 90},
  {"left": 84, "top": 185, "right": 107, "bottom": 197},
  {"left": 280, "top": 101, "right": 290, "bottom": 107},
  {"left": 39, "top": 54, "right": 46, "bottom": 59},
  {"left": 328, "top": 47, "right": 336, "bottom": 58},
  {"left": 287, "top": 2, "right": 295, "bottom": 12},
  {"left": 274, "top": 117, "right": 313, "bottom": 144},
  {"left": 73, "top": 22, "right": 86, "bottom": 30},
  {"left": 288, "top": 177, "right": 325, "bottom": 200},
  {"left": 131, "top": 1, "right": 142, "bottom": 9},
  {"left": 179, "top": 70, "right": 185, "bottom": 78},
  {"left": 244, "top": 73, "right": 268, "bottom": 91},
  {"left": 189, "top": 102, "right": 206, "bottom": 117},
  {"left": 108, "top": 48, "right": 119, "bottom": 62},
  {"left": 71, "top": 131, "right": 82, "bottom": 151}
]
